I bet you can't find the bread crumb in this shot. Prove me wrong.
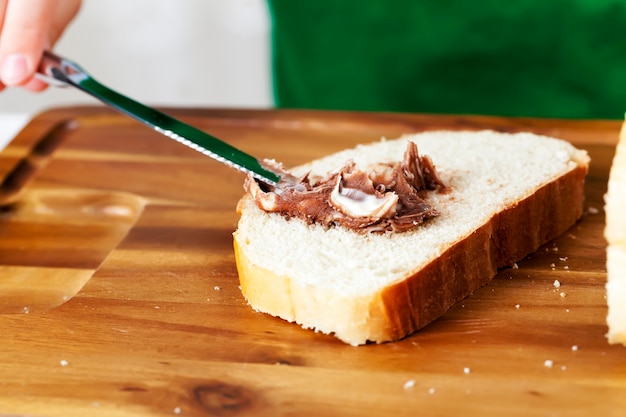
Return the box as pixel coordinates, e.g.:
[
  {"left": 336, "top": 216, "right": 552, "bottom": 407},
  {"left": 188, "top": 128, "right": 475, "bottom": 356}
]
[
  {"left": 174, "top": 407, "right": 181, "bottom": 414},
  {"left": 22, "top": 306, "right": 29, "bottom": 314},
  {"left": 403, "top": 380, "right": 415, "bottom": 390},
  {"left": 559, "top": 257, "right": 568, "bottom": 262},
  {"left": 587, "top": 206, "right": 599, "bottom": 214},
  {"left": 565, "top": 308, "right": 570, "bottom": 313},
  {"left": 154, "top": 306, "right": 160, "bottom": 309},
  {"left": 560, "top": 292, "right": 567, "bottom": 298},
  {"left": 463, "top": 367, "right": 471, "bottom": 375},
  {"left": 515, "top": 304, "right": 521, "bottom": 309},
  {"left": 544, "top": 359, "right": 554, "bottom": 368},
  {"left": 214, "top": 286, "right": 221, "bottom": 291},
  {"left": 553, "top": 279, "right": 561, "bottom": 288},
  {"left": 428, "top": 388, "right": 436, "bottom": 395},
  {"left": 550, "top": 263, "right": 556, "bottom": 270},
  {"left": 561, "top": 365, "right": 567, "bottom": 371},
  {"left": 512, "top": 263, "right": 519, "bottom": 270},
  {"left": 571, "top": 345, "right": 578, "bottom": 351},
  {"left": 60, "top": 359, "right": 69, "bottom": 367}
]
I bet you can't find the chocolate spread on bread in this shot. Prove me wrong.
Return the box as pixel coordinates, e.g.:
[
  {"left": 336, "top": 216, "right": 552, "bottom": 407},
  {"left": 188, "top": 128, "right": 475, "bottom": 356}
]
[{"left": 245, "top": 142, "right": 447, "bottom": 233}]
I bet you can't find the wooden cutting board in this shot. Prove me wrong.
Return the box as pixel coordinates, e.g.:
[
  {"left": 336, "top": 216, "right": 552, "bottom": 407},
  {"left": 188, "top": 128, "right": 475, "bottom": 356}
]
[{"left": 0, "top": 106, "right": 623, "bottom": 417}]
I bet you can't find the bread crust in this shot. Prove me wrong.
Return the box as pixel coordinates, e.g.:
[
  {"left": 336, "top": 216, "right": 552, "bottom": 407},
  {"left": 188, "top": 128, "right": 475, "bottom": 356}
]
[{"left": 234, "top": 165, "right": 588, "bottom": 345}]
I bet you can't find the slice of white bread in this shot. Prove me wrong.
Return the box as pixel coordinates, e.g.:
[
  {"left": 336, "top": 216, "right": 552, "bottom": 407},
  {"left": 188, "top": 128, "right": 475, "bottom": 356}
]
[
  {"left": 233, "top": 130, "right": 590, "bottom": 345},
  {"left": 605, "top": 120, "right": 626, "bottom": 345}
]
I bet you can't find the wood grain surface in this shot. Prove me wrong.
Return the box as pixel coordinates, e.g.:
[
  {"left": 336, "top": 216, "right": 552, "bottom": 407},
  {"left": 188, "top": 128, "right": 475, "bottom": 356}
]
[{"left": 0, "top": 106, "right": 624, "bottom": 417}]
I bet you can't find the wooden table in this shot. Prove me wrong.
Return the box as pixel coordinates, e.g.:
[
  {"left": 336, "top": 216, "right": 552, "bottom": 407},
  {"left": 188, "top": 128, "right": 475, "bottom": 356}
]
[{"left": 0, "top": 106, "right": 624, "bottom": 417}]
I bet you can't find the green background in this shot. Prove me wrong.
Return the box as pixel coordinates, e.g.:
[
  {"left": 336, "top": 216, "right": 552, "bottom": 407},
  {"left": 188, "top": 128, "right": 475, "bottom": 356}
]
[{"left": 268, "top": 0, "right": 626, "bottom": 119}]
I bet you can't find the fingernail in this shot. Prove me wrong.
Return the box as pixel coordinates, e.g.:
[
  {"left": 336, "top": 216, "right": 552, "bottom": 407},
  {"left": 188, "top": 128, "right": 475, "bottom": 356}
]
[{"left": 1, "top": 53, "right": 30, "bottom": 85}]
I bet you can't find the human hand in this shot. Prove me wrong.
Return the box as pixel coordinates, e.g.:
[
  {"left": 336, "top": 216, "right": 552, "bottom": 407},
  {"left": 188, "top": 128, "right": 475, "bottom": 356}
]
[{"left": 0, "top": 0, "right": 81, "bottom": 92}]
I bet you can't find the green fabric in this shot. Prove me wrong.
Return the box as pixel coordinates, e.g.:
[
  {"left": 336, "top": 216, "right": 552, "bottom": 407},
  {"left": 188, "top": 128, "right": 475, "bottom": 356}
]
[{"left": 267, "top": 0, "right": 626, "bottom": 119}]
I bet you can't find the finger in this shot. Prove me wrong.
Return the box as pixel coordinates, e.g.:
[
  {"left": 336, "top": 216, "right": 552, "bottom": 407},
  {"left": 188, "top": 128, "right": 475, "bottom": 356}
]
[
  {"left": 0, "top": 0, "right": 7, "bottom": 92},
  {"left": 48, "top": 0, "right": 81, "bottom": 46},
  {"left": 0, "top": 0, "right": 8, "bottom": 28},
  {"left": 0, "top": 0, "right": 59, "bottom": 86},
  {"left": 23, "top": 76, "right": 49, "bottom": 92}
]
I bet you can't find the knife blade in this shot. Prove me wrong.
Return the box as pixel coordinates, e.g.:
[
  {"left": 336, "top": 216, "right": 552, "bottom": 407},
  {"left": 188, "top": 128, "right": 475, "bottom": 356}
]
[{"left": 36, "top": 50, "right": 281, "bottom": 187}]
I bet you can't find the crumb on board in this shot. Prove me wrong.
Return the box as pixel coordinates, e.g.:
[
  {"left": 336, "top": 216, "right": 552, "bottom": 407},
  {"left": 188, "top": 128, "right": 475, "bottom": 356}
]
[
  {"left": 553, "top": 279, "right": 561, "bottom": 288},
  {"left": 463, "top": 367, "right": 471, "bottom": 375},
  {"left": 60, "top": 359, "right": 69, "bottom": 367},
  {"left": 544, "top": 359, "right": 554, "bottom": 368},
  {"left": 428, "top": 387, "right": 436, "bottom": 395},
  {"left": 403, "top": 380, "right": 415, "bottom": 390}
]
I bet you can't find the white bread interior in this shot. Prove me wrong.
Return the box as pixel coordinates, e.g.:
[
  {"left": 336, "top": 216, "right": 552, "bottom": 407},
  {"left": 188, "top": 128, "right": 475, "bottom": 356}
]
[
  {"left": 605, "top": 120, "right": 626, "bottom": 346},
  {"left": 233, "top": 130, "right": 590, "bottom": 345}
]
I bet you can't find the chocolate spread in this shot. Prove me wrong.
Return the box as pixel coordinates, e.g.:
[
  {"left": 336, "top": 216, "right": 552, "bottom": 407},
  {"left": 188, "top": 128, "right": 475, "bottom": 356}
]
[{"left": 245, "top": 142, "right": 447, "bottom": 233}]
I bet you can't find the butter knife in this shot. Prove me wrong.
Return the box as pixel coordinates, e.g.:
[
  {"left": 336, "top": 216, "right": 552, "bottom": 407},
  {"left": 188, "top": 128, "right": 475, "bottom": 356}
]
[{"left": 36, "top": 50, "right": 281, "bottom": 187}]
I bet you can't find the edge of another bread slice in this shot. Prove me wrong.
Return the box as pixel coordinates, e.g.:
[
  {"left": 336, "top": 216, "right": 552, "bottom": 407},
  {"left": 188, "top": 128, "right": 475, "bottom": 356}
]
[{"left": 605, "top": 120, "right": 626, "bottom": 346}]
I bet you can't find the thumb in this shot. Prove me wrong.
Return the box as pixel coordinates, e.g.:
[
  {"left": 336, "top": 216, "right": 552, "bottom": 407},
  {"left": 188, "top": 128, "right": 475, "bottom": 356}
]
[{"left": 0, "top": 0, "right": 58, "bottom": 86}]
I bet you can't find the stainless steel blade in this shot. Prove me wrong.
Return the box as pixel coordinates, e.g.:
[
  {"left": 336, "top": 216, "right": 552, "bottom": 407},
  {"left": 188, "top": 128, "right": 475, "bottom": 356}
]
[{"left": 37, "top": 51, "right": 281, "bottom": 187}]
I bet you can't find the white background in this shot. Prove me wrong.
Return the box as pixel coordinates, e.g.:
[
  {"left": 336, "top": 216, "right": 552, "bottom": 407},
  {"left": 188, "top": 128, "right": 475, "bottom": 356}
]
[{"left": 0, "top": 0, "right": 273, "bottom": 115}]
